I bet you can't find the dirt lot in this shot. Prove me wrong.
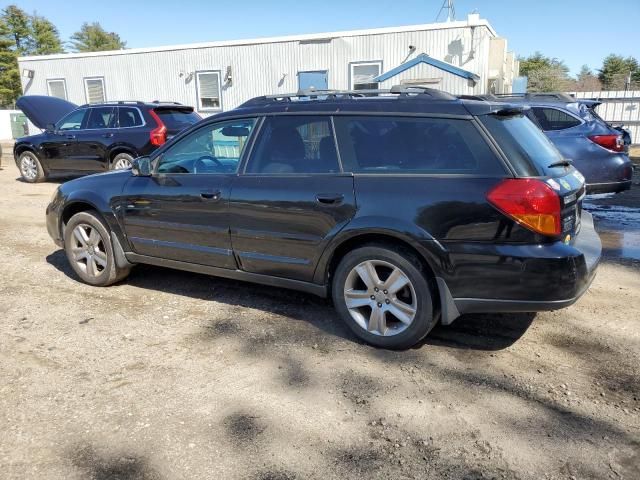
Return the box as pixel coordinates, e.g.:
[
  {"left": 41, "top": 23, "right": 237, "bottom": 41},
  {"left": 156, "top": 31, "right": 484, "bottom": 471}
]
[{"left": 0, "top": 163, "right": 638, "bottom": 480}]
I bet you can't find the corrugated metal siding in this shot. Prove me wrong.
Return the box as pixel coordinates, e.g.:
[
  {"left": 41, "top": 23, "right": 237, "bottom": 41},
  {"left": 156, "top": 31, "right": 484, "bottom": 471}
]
[
  {"left": 19, "top": 23, "right": 497, "bottom": 118},
  {"left": 571, "top": 90, "right": 640, "bottom": 144}
]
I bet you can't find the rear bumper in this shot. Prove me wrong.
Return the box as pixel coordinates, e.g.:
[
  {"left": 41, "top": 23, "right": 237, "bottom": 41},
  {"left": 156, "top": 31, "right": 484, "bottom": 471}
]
[
  {"left": 439, "top": 211, "right": 601, "bottom": 323},
  {"left": 586, "top": 180, "right": 632, "bottom": 194}
]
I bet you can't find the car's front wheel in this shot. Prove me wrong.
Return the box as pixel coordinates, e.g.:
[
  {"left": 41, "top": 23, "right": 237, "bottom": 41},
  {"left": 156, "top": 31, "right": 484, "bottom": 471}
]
[
  {"left": 63, "top": 211, "right": 131, "bottom": 286},
  {"left": 332, "top": 245, "right": 437, "bottom": 349},
  {"left": 18, "top": 151, "right": 46, "bottom": 183},
  {"left": 111, "top": 152, "right": 134, "bottom": 170}
]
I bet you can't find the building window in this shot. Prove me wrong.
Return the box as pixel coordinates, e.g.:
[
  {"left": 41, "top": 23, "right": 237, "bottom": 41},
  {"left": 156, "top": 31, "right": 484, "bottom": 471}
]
[
  {"left": 84, "top": 77, "right": 106, "bottom": 104},
  {"left": 196, "top": 71, "right": 222, "bottom": 111},
  {"left": 350, "top": 61, "right": 382, "bottom": 90},
  {"left": 47, "top": 79, "right": 67, "bottom": 100}
]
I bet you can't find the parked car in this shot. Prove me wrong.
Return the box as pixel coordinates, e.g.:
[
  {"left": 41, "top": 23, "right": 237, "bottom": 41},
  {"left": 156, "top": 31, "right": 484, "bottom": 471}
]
[
  {"left": 14, "top": 96, "right": 201, "bottom": 183},
  {"left": 46, "top": 86, "right": 601, "bottom": 349},
  {"left": 477, "top": 93, "right": 633, "bottom": 194}
]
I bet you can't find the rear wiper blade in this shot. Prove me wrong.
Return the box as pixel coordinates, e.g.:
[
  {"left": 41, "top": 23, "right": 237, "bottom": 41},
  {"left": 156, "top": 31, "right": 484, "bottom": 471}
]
[{"left": 547, "top": 159, "right": 573, "bottom": 168}]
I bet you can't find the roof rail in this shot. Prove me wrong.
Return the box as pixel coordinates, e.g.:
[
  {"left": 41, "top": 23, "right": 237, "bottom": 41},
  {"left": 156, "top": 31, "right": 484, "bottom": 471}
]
[
  {"left": 240, "top": 85, "right": 456, "bottom": 107},
  {"left": 493, "top": 92, "right": 576, "bottom": 102},
  {"left": 79, "top": 100, "right": 147, "bottom": 107},
  {"left": 152, "top": 100, "right": 184, "bottom": 105}
]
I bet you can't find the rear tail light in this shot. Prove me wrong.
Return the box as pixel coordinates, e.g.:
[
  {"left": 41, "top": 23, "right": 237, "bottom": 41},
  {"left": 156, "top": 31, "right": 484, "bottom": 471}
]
[
  {"left": 149, "top": 109, "right": 167, "bottom": 146},
  {"left": 487, "top": 179, "right": 561, "bottom": 236},
  {"left": 588, "top": 134, "right": 624, "bottom": 152}
]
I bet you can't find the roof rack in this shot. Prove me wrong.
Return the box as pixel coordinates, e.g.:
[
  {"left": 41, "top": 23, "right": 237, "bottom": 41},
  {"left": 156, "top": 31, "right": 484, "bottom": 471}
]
[
  {"left": 240, "top": 85, "right": 457, "bottom": 107},
  {"left": 152, "top": 100, "right": 184, "bottom": 105},
  {"left": 492, "top": 92, "right": 576, "bottom": 102},
  {"left": 79, "top": 100, "right": 147, "bottom": 107}
]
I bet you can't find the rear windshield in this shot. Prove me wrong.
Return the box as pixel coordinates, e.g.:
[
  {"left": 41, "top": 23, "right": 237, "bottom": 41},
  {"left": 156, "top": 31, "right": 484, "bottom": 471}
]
[
  {"left": 480, "top": 114, "right": 565, "bottom": 177},
  {"left": 154, "top": 109, "right": 201, "bottom": 130}
]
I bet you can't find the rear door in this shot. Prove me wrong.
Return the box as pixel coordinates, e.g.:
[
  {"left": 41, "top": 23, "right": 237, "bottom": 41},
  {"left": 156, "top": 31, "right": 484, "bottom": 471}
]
[
  {"left": 73, "top": 106, "right": 116, "bottom": 171},
  {"left": 229, "top": 115, "right": 356, "bottom": 282}
]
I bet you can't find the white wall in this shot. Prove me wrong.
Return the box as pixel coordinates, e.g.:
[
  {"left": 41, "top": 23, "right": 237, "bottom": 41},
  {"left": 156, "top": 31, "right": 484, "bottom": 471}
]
[
  {"left": 18, "top": 17, "right": 503, "bottom": 117},
  {"left": 0, "top": 110, "right": 23, "bottom": 140}
]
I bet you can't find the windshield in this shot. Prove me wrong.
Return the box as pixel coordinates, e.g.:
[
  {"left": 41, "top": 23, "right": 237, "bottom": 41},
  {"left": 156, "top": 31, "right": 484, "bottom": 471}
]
[
  {"left": 154, "top": 109, "right": 201, "bottom": 130},
  {"left": 480, "top": 113, "right": 566, "bottom": 177}
]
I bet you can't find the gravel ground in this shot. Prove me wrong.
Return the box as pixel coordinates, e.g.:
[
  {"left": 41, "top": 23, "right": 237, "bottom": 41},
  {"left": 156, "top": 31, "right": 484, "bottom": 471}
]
[{"left": 0, "top": 164, "right": 638, "bottom": 480}]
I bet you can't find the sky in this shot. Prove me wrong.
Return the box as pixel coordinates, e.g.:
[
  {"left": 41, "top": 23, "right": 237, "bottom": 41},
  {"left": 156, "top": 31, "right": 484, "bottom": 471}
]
[{"left": 7, "top": 0, "right": 640, "bottom": 75}]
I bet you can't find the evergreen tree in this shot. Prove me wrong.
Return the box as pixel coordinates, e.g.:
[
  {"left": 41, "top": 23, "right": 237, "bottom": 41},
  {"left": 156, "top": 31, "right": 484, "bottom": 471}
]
[
  {"left": 0, "top": 18, "right": 21, "bottom": 107},
  {"left": 28, "top": 14, "right": 64, "bottom": 55},
  {"left": 69, "top": 22, "right": 125, "bottom": 52}
]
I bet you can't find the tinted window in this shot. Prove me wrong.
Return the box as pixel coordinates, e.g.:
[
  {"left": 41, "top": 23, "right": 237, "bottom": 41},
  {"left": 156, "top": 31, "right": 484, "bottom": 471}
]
[
  {"left": 86, "top": 107, "right": 115, "bottom": 129},
  {"left": 334, "top": 116, "right": 504, "bottom": 174},
  {"left": 57, "top": 109, "right": 87, "bottom": 130},
  {"left": 154, "top": 109, "right": 201, "bottom": 130},
  {"left": 157, "top": 118, "right": 256, "bottom": 174},
  {"left": 532, "top": 107, "right": 581, "bottom": 131},
  {"left": 246, "top": 116, "right": 340, "bottom": 174},
  {"left": 118, "top": 107, "right": 144, "bottom": 128},
  {"left": 480, "top": 114, "right": 564, "bottom": 176}
]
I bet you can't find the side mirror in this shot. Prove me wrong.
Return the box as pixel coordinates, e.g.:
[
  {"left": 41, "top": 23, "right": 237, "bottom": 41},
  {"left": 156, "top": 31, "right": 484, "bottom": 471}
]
[
  {"left": 45, "top": 123, "right": 56, "bottom": 133},
  {"left": 131, "top": 156, "right": 152, "bottom": 176}
]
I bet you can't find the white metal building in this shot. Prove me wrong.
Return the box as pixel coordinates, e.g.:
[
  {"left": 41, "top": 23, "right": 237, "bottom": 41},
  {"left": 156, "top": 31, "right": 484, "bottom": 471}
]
[{"left": 18, "top": 13, "right": 518, "bottom": 118}]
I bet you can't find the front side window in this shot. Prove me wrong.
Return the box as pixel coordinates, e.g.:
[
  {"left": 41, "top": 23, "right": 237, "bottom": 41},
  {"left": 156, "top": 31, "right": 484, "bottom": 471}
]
[
  {"left": 531, "top": 107, "right": 581, "bottom": 131},
  {"left": 86, "top": 107, "right": 116, "bottom": 129},
  {"left": 157, "top": 118, "right": 256, "bottom": 174},
  {"left": 84, "top": 77, "right": 106, "bottom": 104},
  {"left": 118, "top": 107, "right": 144, "bottom": 128},
  {"left": 246, "top": 116, "right": 340, "bottom": 174},
  {"left": 57, "top": 109, "right": 88, "bottom": 131},
  {"left": 196, "top": 71, "right": 221, "bottom": 111},
  {"left": 350, "top": 62, "right": 382, "bottom": 90},
  {"left": 334, "top": 116, "right": 504, "bottom": 175}
]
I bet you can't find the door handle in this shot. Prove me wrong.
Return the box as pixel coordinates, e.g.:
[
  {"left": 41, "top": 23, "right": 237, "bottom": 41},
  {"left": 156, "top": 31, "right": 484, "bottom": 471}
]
[
  {"left": 103, "top": 133, "right": 114, "bottom": 138},
  {"left": 200, "top": 190, "right": 221, "bottom": 201},
  {"left": 65, "top": 135, "right": 76, "bottom": 140},
  {"left": 315, "top": 193, "right": 344, "bottom": 205}
]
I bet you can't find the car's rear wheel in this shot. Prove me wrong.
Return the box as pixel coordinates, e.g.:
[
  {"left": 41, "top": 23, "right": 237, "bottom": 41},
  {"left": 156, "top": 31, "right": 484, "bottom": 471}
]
[
  {"left": 332, "top": 245, "right": 436, "bottom": 349},
  {"left": 63, "top": 211, "right": 131, "bottom": 286},
  {"left": 18, "top": 151, "right": 46, "bottom": 183},
  {"left": 111, "top": 152, "right": 134, "bottom": 170}
]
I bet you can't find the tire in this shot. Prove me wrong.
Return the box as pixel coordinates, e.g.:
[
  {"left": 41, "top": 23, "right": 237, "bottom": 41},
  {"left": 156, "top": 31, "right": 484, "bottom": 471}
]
[
  {"left": 332, "top": 245, "right": 436, "bottom": 349},
  {"left": 111, "top": 152, "right": 134, "bottom": 170},
  {"left": 18, "top": 151, "right": 46, "bottom": 183},
  {"left": 63, "top": 210, "right": 131, "bottom": 286}
]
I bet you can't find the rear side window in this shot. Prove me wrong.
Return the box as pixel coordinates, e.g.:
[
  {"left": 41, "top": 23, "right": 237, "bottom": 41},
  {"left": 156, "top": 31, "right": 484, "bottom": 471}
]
[
  {"left": 246, "top": 116, "right": 340, "bottom": 174},
  {"left": 118, "top": 107, "right": 144, "bottom": 128},
  {"left": 531, "top": 107, "right": 581, "bottom": 131},
  {"left": 154, "top": 108, "right": 201, "bottom": 130},
  {"left": 480, "top": 114, "right": 564, "bottom": 176},
  {"left": 86, "top": 107, "right": 116, "bottom": 129},
  {"left": 334, "top": 116, "right": 505, "bottom": 175}
]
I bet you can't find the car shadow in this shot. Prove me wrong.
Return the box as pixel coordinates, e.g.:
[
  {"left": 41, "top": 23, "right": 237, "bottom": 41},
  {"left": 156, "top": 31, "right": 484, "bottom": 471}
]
[
  {"left": 15, "top": 176, "right": 73, "bottom": 184},
  {"left": 46, "top": 249, "right": 536, "bottom": 352}
]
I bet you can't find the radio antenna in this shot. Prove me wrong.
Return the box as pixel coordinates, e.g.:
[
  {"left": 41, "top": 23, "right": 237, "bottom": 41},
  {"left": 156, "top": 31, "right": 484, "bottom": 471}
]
[{"left": 435, "top": 0, "right": 455, "bottom": 22}]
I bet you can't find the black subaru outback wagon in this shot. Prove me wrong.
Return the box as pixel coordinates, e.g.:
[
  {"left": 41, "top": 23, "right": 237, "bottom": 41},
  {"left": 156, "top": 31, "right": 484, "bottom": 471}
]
[
  {"left": 14, "top": 96, "right": 200, "bottom": 182},
  {"left": 46, "top": 86, "right": 601, "bottom": 349}
]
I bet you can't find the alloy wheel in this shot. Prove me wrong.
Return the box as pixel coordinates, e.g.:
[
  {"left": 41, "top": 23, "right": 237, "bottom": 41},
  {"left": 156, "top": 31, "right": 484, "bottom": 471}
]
[
  {"left": 70, "top": 223, "right": 108, "bottom": 278},
  {"left": 343, "top": 259, "right": 417, "bottom": 336},
  {"left": 113, "top": 157, "right": 132, "bottom": 170},
  {"left": 20, "top": 154, "right": 38, "bottom": 180}
]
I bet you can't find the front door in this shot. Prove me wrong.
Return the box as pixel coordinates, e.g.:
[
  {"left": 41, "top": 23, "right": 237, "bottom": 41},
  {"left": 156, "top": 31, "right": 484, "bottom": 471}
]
[
  {"left": 73, "top": 106, "right": 117, "bottom": 171},
  {"left": 121, "top": 117, "right": 257, "bottom": 268},
  {"left": 229, "top": 115, "right": 356, "bottom": 282},
  {"left": 43, "top": 108, "right": 89, "bottom": 171}
]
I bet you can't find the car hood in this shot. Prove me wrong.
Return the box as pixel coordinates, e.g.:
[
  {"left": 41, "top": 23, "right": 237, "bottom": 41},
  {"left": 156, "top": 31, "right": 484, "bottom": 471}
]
[{"left": 16, "top": 95, "right": 77, "bottom": 130}]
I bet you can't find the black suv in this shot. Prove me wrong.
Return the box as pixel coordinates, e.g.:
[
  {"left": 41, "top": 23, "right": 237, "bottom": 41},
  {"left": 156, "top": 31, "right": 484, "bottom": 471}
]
[
  {"left": 46, "top": 87, "right": 602, "bottom": 349},
  {"left": 14, "top": 96, "right": 200, "bottom": 182}
]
